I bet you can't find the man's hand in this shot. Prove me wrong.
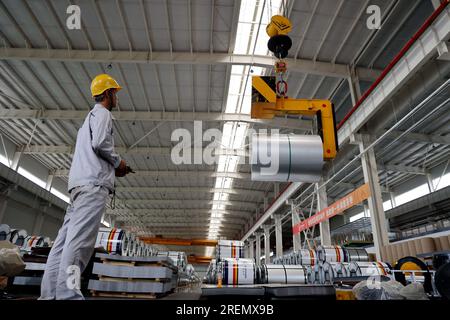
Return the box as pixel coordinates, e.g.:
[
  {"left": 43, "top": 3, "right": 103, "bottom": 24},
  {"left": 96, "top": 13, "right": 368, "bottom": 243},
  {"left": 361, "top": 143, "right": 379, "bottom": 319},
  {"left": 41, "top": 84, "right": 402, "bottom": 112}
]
[{"left": 115, "top": 160, "right": 127, "bottom": 177}]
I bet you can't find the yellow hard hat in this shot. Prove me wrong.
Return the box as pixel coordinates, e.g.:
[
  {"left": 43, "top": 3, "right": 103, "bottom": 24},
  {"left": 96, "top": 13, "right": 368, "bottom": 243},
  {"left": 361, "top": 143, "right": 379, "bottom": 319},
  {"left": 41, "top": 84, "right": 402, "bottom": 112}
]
[{"left": 90, "top": 74, "right": 122, "bottom": 97}]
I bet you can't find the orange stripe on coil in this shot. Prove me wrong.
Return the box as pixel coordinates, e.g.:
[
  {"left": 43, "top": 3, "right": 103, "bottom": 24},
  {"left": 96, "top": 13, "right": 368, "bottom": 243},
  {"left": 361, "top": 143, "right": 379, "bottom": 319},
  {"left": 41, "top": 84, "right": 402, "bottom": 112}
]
[
  {"left": 334, "top": 246, "right": 341, "bottom": 262},
  {"left": 108, "top": 229, "right": 117, "bottom": 253},
  {"left": 376, "top": 262, "right": 387, "bottom": 275}
]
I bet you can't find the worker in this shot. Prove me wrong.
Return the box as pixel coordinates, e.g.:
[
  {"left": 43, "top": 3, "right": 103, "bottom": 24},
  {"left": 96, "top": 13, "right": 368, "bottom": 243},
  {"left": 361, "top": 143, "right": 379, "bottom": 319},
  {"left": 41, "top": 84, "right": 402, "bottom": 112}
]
[{"left": 39, "top": 74, "right": 129, "bottom": 300}]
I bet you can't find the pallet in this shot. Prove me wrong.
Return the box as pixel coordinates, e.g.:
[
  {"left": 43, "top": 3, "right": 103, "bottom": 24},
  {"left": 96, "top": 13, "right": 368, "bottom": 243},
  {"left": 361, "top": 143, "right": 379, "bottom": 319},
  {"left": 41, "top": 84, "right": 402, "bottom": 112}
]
[
  {"left": 97, "top": 254, "right": 177, "bottom": 272},
  {"left": 90, "top": 290, "right": 161, "bottom": 299},
  {"left": 98, "top": 276, "right": 167, "bottom": 283}
]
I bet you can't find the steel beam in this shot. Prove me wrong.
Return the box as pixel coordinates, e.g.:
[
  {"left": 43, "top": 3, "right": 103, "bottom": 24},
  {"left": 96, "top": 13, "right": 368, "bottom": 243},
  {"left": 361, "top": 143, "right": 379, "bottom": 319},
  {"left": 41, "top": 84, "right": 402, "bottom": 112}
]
[
  {"left": 54, "top": 169, "right": 251, "bottom": 180},
  {"left": 115, "top": 186, "right": 264, "bottom": 198},
  {"left": 108, "top": 208, "right": 252, "bottom": 217},
  {"left": 0, "top": 48, "right": 380, "bottom": 80},
  {"left": 0, "top": 109, "right": 311, "bottom": 130},
  {"left": 338, "top": 5, "right": 450, "bottom": 145},
  {"left": 119, "top": 199, "right": 257, "bottom": 209},
  {"left": 22, "top": 144, "right": 248, "bottom": 158}
]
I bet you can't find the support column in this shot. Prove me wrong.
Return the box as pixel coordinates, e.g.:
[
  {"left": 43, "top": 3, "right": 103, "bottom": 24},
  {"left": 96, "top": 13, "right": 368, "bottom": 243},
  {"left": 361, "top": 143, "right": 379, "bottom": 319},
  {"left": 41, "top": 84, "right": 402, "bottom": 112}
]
[
  {"left": 0, "top": 194, "right": 8, "bottom": 224},
  {"left": 273, "top": 183, "right": 280, "bottom": 198},
  {"left": 45, "top": 174, "right": 54, "bottom": 191},
  {"left": 317, "top": 179, "right": 331, "bottom": 246},
  {"left": 291, "top": 203, "right": 302, "bottom": 252},
  {"left": 255, "top": 231, "right": 262, "bottom": 265},
  {"left": 32, "top": 212, "right": 45, "bottom": 235},
  {"left": 10, "top": 150, "right": 22, "bottom": 171},
  {"left": 363, "top": 204, "right": 370, "bottom": 217},
  {"left": 263, "top": 225, "right": 271, "bottom": 263},
  {"left": 347, "top": 67, "right": 362, "bottom": 105},
  {"left": 390, "top": 192, "right": 397, "bottom": 208},
  {"left": 249, "top": 237, "right": 255, "bottom": 260},
  {"left": 355, "top": 134, "right": 390, "bottom": 260},
  {"left": 263, "top": 197, "right": 269, "bottom": 211},
  {"left": 273, "top": 214, "right": 283, "bottom": 258},
  {"left": 426, "top": 174, "right": 434, "bottom": 193}
]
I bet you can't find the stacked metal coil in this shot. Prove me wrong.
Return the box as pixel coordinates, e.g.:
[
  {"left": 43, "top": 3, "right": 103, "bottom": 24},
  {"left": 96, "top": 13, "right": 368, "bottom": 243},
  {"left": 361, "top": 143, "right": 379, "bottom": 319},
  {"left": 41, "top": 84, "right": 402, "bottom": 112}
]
[
  {"left": 95, "top": 227, "right": 130, "bottom": 256},
  {"left": 22, "top": 235, "right": 44, "bottom": 251},
  {"left": 157, "top": 251, "right": 188, "bottom": 271},
  {"left": 258, "top": 264, "right": 308, "bottom": 284},
  {"left": 0, "top": 224, "right": 11, "bottom": 240},
  {"left": 216, "top": 240, "right": 244, "bottom": 260},
  {"left": 297, "top": 249, "right": 317, "bottom": 265},
  {"left": 9, "top": 229, "right": 28, "bottom": 246},
  {"left": 316, "top": 245, "right": 346, "bottom": 263},
  {"left": 316, "top": 245, "right": 369, "bottom": 263},
  {"left": 307, "top": 262, "right": 351, "bottom": 284},
  {"left": 348, "top": 261, "right": 390, "bottom": 277},
  {"left": 221, "top": 258, "right": 255, "bottom": 285},
  {"left": 345, "top": 248, "right": 370, "bottom": 262}
]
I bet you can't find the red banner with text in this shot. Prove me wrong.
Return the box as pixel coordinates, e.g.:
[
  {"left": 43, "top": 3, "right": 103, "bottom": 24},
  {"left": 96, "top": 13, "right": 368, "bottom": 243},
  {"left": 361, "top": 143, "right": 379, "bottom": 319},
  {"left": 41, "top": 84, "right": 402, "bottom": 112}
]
[{"left": 292, "top": 183, "right": 371, "bottom": 235}]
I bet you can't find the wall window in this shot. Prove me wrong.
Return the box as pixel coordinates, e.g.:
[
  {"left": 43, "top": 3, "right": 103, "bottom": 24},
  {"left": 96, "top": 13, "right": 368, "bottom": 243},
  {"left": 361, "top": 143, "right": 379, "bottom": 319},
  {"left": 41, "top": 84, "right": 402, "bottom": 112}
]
[
  {"left": 395, "top": 184, "right": 429, "bottom": 206},
  {"left": 432, "top": 172, "right": 450, "bottom": 191}
]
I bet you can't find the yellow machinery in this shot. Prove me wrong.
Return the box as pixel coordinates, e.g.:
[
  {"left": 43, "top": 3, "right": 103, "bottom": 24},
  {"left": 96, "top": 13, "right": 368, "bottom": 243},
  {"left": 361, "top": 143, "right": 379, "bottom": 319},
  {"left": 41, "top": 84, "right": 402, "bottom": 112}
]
[{"left": 251, "top": 15, "right": 338, "bottom": 160}]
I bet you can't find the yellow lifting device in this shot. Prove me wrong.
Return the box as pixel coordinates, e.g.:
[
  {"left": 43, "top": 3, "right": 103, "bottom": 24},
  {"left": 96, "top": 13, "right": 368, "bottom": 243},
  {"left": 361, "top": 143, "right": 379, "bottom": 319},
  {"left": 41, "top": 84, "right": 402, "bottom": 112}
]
[{"left": 251, "top": 15, "right": 339, "bottom": 160}]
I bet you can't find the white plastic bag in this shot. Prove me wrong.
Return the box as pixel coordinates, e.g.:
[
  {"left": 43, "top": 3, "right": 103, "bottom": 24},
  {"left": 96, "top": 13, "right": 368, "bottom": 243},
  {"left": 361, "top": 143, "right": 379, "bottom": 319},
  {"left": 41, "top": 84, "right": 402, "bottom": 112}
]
[
  {"left": 353, "top": 279, "right": 404, "bottom": 300},
  {"left": 0, "top": 241, "right": 26, "bottom": 276},
  {"left": 399, "top": 282, "right": 429, "bottom": 300}
]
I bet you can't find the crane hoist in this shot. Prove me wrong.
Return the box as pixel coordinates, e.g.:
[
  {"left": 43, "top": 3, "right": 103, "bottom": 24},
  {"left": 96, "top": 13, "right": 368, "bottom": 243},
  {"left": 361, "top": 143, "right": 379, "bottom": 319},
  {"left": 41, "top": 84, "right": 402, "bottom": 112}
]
[{"left": 251, "top": 15, "right": 339, "bottom": 163}]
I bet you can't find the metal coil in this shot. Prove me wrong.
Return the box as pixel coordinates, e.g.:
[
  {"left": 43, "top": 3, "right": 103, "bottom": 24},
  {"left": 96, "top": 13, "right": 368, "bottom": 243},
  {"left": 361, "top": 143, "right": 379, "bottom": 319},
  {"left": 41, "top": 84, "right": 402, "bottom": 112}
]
[
  {"left": 307, "top": 262, "right": 349, "bottom": 284},
  {"left": 344, "top": 247, "right": 369, "bottom": 262},
  {"left": 0, "top": 224, "right": 11, "bottom": 240},
  {"left": 332, "top": 262, "right": 350, "bottom": 278},
  {"left": 259, "top": 264, "right": 308, "bottom": 284},
  {"left": 216, "top": 240, "right": 244, "bottom": 260},
  {"left": 221, "top": 258, "right": 255, "bottom": 285},
  {"left": 21, "top": 235, "right": 44, "bottom": 251},
  {"left": 9, "top": 229, "right": 28, "bottom": 246},
  {"left": 95, "top": 228, "right": 130, "bottom": 256},
  {"left": 297, "top": 249, "right": 317, "bottom": 266},
  {"left": 316, "top": 245, "right": 346, "bottom": 263},
  {"left": 250, "top": 134, "right": 324, "bottom": 182},
  {"left": 348, "top": 261, "right": 390, "bottom": 277}
]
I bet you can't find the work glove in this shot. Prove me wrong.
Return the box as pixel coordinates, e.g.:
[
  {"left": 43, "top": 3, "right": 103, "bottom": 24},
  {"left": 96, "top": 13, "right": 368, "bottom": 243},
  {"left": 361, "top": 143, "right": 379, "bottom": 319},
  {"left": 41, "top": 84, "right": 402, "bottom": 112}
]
[{"left": 115, "top": 160, "right": 128, "bottom": 177}]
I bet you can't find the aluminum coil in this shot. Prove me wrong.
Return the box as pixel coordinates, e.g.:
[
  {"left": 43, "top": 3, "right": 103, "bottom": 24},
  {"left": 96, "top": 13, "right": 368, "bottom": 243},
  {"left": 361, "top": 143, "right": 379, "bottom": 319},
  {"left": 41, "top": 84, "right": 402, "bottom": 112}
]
[
  {"left": 332, "top": 262, "right": 350, "bottom": 278},
  {"left": 21, "top": 236, "right": 44, "bottom": 251},
  {"left": 316, "top": 245, "right": 345, "bottom": 263},
  {"left": 259, "top": 264, "right": 308, "bottom": 284},
  {"left": 216, "top": 240, "right": 244, "bottom": 260},
  {"left": 251, "top": 134, "right": 323, "bottom": 182},
  {"left": 348, "top": 261, "right": 390, "bottom": 277},
  {"left": 221, "top": 258, "right": 255, "bottom": 285},
  {"left": 9, "top": 229, "right": 28, "bottom": 246},
  {"left": 344, "top": 247, "right": 369, "bottom": 262},
  {"left": 95, "top": 228, "right": 130, "bottom": 256},
  {"left": 42, "top": 237, "right": 52, "bottom": 247},
  {"left": 0, "top": 224, "right": 11, "bottom": 240},
  {"left": 297, "top": 249, "right": 317, "bottom": 266}
]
